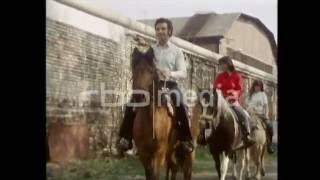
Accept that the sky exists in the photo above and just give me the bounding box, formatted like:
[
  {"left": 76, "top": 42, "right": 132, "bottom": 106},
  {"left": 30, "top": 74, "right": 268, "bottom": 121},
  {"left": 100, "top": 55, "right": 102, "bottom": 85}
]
[{"left": 91, "top": 0, "right": 277, "bottom": 40}]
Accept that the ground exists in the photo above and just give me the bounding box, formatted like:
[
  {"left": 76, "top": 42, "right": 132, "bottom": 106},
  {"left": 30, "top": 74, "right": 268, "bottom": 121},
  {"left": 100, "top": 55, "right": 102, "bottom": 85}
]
[{"left": 47, "top": 146, "right": 277, "bottom": 180}]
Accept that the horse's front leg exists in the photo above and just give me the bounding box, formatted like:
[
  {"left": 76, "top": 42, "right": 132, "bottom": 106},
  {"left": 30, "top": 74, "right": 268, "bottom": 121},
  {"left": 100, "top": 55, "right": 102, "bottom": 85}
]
[
  {"left": 230, "top": 152, "right": 237, "bottom": 179},
  {"left": 220, "top": 151, "right": 230, "bottom": 180},
  {"left": 230, "top": 151, "right": 245, "bottom": 180},
  {"left": 165, "top": 164, "right": 170, "bottom": 180},
  {"left": 260, "top": 145, "right": 266, "bottom": 177},
  {"left": 238, "top": 150, "right": 246, "bottom": 180},
  {"left": 254, "top": 145, "right": 266, "bottom": 180},
  {"left": 245, "top": 148, "right": 251, "bottom": 179},
  {"left": 182, "top": 151, "right": 194, "bottom": 180},
  {"left": 151, "top": 151, "right": 166, "bottom": 180},
  {"left": 170, "top": 167, "right": 177, "bottom": 180},
  {"left": 140, "top": 154, "right": 153, "bottom": 180},
  {"left": 165, "top": 160, "right": 177, "bottom": 180},
  {"left": 211, "top": 150, "right": 221, "bottom": 179}
]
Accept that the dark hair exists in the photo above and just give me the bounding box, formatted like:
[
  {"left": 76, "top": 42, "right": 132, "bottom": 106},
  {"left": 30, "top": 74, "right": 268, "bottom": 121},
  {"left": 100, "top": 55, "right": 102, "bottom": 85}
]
[
  {"left": 218, "top": 56, "right": 235, "bottom": 72},
  {"left": 154, "top": 18, "right": 173, "bottom": 37},
  {"left": 249, "top": 80, "right": 264, "bottom": 99}
]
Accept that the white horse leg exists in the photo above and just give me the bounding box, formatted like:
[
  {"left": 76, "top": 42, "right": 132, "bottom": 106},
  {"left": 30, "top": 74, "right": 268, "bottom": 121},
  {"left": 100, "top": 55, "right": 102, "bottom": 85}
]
[
  {"left": 245, "top": 149, "right": 250, "bottom": 179},
  {"left": 255, "top": 161, "right": 261, "bottom": 180},
  {"left": 232, "top": 159, "right": 238, "bottom": 178},
  {"left": 260, "top": 145, "right": 266, "bottom": 177},
  {"left": 238, "top": 151, "right": 246, "bottom": 180},
  {"left": 220, "top": 152, "right": 230, "bottom": 180},
  {"left": 256, "top": 144, "right": 268, "bottom": 180},
  {"left": 254, "top": 146, "right": 263, "bottom": 180}
]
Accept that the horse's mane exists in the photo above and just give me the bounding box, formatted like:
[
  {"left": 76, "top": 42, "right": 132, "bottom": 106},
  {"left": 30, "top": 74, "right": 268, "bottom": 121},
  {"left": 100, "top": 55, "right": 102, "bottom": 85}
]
[{"left": 214, "top": 89, "right": 238, "bottom": 128}]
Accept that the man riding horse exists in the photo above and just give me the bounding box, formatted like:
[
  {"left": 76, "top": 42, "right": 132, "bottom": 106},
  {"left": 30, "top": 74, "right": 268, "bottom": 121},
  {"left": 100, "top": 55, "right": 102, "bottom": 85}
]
[
  {"left": 117, "top": 18, "right": 194, "bottom": 155},
  {"left": 199, "top": 56, "right": 256, "bottom": 147}
]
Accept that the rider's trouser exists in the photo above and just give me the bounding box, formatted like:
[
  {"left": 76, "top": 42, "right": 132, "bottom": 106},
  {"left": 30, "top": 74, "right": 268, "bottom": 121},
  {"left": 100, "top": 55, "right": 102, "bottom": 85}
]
[
  {"left": 231, "top": 105, "right": 251, "bottom": 136},
  {"left": 161, "top": 81, "right": 192, "bottom": 142},
  {"left": 259, "top": 115, "right": 274, "bottom": 144}
]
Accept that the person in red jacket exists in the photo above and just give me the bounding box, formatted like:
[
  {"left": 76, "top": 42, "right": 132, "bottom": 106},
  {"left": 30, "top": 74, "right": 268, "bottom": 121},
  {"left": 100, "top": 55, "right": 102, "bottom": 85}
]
[{"left": 213, "top": 56, "right": 255, "bottom": 147}]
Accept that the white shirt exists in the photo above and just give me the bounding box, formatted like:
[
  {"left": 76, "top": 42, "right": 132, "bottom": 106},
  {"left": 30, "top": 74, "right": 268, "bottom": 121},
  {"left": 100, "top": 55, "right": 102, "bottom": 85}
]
[
  {"left": 245, "top": 91, "right": 269, "bottom": 116},
  {"left": 151, "top": 41, "right": 187, "bottom": 82}
]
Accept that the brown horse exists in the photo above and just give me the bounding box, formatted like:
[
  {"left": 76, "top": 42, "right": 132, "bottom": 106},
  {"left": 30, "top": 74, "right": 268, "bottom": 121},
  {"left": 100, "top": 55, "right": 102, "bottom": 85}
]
[
  {"left": 130, "top": 46, "right": 201, "bottom": 180},
  {"left": 165, "top": 91, "right": 202, "bottom": 180},
  {"left": 200, "top": 88, "right": 249, "bottom": 180}
]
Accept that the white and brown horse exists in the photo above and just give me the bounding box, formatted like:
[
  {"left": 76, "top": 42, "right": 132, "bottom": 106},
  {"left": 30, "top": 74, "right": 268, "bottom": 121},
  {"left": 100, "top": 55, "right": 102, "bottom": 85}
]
[{"left": 199, "top": 88, "right": 250, "bottom": 180}]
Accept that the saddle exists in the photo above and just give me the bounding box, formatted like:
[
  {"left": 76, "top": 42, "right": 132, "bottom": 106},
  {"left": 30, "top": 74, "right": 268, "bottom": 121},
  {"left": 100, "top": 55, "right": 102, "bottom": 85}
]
[
  {"left": 247, "top": 109, "right": 267, "bottom": 131},
  {"left": 157, "top": 84, "right": 192, "bottom": 121},
  {"left": 229, "top": 106, "right": 257, "bottom": 133},
  {"left": 252, "top": 114, "right": 268, "bottom": 130},
  {"left": 131, "top": 82, "right": 175, "bottom": 117}
]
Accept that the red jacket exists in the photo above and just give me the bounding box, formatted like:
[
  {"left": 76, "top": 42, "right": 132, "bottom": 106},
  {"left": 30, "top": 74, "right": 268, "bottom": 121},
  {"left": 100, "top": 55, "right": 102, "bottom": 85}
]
[{"left": 212, "top": 71, "right": 244, "bottom": 103}]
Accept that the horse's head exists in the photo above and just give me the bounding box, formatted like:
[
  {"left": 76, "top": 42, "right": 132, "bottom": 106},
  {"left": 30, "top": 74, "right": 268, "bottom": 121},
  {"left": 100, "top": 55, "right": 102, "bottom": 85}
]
[
  {"left": 198, "top": 87, "right": 218, "bottom": 117},
  {"left": 198, "top": 87, "right": 231, "bottom": 128},
  {"left": 131, "top": 47, "right": 157, "bottom": 91}
]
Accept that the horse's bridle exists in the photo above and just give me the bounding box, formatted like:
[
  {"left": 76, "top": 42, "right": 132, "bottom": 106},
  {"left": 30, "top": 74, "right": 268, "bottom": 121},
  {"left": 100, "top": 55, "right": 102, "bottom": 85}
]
[{"left": 200, "top": 89, "right": 219, "bottom": 131}]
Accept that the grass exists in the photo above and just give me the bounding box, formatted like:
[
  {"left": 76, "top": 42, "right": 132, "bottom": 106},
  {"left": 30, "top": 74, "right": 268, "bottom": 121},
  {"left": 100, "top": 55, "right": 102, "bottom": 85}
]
[
  {"left": 47, "top": 156, "right": 144, "bottom": 180},
  {"left": 265, "top": 143, "right": 278, "bottom": 161},
  {"left": 193, "top": 146, "right": 215, "bottom": 173},
  {"left": 47, "top": 146, "right": 277, "bottom": 180}
]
